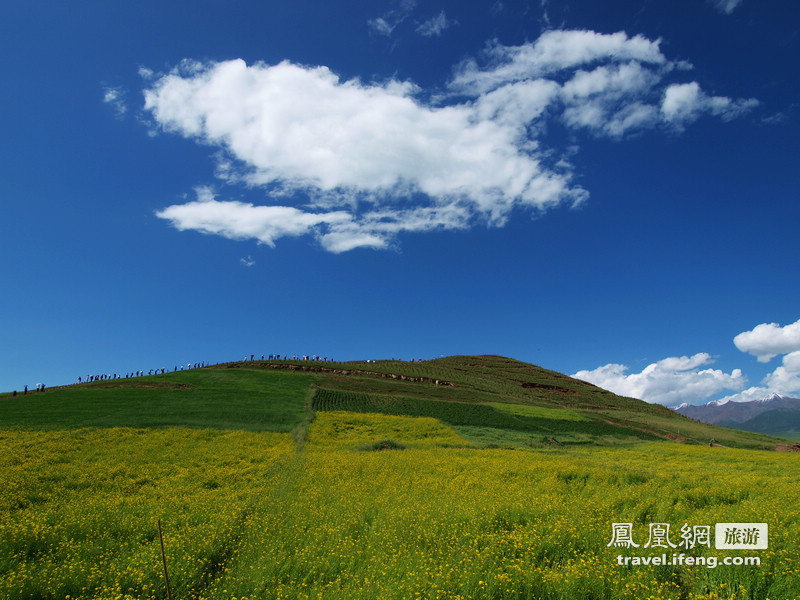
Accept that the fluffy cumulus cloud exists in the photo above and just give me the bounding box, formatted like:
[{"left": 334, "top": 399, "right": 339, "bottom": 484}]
[
  {"left": 576, "top": 318, "right": 800, "bottom": 407},
  {"left": 661, "top": 82, "right": 758, "bottom": 128},
  {"left": 572, "top": 353, "right": 745, "bottom": 407},
  {"left": 715, "top": 350, "right": 800, "bottom": 404},
  {"left": 144, "top": 29, "right": 758, "bottom": 252},
  {"left": 733, "top": 318, "right": 800, "bottom": 362},
  {"left": 709, "top": 318, "right": 800, "bottom": 403},
  {"left": 618, "top": 317, "right": 800, "bottom": 406},
  {"left": 763, "top": 351, "right": 800, "bottom": 392}
]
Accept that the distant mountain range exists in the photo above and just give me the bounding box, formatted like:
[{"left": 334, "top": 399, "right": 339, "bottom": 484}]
[{"left": 675, "top": 394, "right": 800, "bottom": 439}]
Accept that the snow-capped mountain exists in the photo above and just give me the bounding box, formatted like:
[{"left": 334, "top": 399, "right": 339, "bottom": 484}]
[{"left": 675, "top": 394, "right": 800, "bottom": 437}]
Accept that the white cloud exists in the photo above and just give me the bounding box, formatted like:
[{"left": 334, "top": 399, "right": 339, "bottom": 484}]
[
  {"left": 103, "top": 86, "right": 127, "bottom": 117},
  {"left": 472, "top": 79, "right": 560, "bottom": 131},
  {"left": 576, "top": 318, "right": 800, "bottom": 408},
  {"left": 144, "top": 60, "right": 574, "bottom": 204},
  {"left": 784, "top": 351, "right": 800, "bottom": 373},
  {"left": 416, "top": 11, "right": 453, "bottom": 37},
  {"left": 572, "top": 353, "right": 746, "bottom": 407},
  {"left": 712, "top": 0, "right": 744, "bottom": 15},
  {"left": 449, "top": 30, "right": 668, "bottom": 95},
  {"left": 146, "top": 58, "right": 584, "bottom": 251},
  {"left": 661, "top": 82, "right": 704, "bottom": 123},
  {"left": 714, "top": 351, "right": 800, "bottom": 403},
  {"left": 240, "top": 255, "right": 255, "bottom": 267},
  {"left": 713, "top": 386, "right": 772, "bottom": 404},
  {"left": 449, "top": 31, "right": 756, "bottom": 138},
  {"left": 701, "top": 318, "right": 800, "bottom": 404},
  {"left": 368, "top": 0, "right": 416, "bottom": 37},
  {"left": 367, "top": 17, "right": 394, "bottom": 37},
  {"left": 156, "top": 188, "right": 478, "bottom": 254},
  {"left": 559, "top": 62, "right": 662, "bottom": 137},
  {"left": 143, "top": 29, "right": 758, "bottom": 252},
  {"left": 561, "top": 61, "right": 657, "bottom": 100},
  {"left": 661, "top": 82, "right": 758, "bottom": 128},
  {"left": 540, "top": 0, "right": 551, "bottom": 28},
  {"left": 763, "top": 351, "right": 800, "bottom": 394},
  {"left": 156, "top": 187, "right": 353, "bottom": 248},
  {"left": 733, "top": 318, "right": 800, "bottom": 362}
]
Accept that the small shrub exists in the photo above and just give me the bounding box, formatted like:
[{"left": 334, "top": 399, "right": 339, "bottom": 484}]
[{"left": 356, "top": 439, "right": 406, "bottom": 451}]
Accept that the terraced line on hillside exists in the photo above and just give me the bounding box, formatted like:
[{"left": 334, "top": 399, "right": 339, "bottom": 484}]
[
  {"left": 311, "top": 388, "right": 658, "bottom": 442},
  {"left": 224, "top": 361, "right": 457, "bottom": 386}
]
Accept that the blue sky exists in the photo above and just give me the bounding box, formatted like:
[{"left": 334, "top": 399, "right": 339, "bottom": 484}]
[{"left": 2, "top": 0, "right": 798, "bottom": 406}]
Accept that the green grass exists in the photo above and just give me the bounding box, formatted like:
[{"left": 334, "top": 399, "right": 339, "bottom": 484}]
[
  {"left": 487, "top": 401, "right": 589, "bottom": 421},
  {"left": 774, "top": 430, "right": 800, "bottom": 441},
  {"left": 0, "top": 368, "right": 314, "bottom": 432},
  {"left": 601, "top": 409, "right": 781, "bottom": 450},
  {"left": 239, "top": 355, "right": 634, "bottom": 409},
  {"left": 314, "top": 354, "right": 646, "bottom": 410},
  {"left": 311, "top": 387, "right": 658, "bottom": 443},
  {"left": 292, "top": 355, "right": 784, "bottom": 449}
]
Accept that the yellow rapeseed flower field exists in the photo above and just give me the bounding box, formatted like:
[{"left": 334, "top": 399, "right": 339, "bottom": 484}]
[{"left": 2, "top": 412, "right": 799, "bottom": 599}]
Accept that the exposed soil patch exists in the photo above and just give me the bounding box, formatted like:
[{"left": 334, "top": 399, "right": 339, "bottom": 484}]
[
  {"left": 775, "top": 444, "right": 800, "bottom": 452},
  {"left": 93, "top": 383, "right": 194, "bottom": 390},
  {"left": 356, "top": 439, "right": 407, "bottom": 451},
  {"left": 521, "top": 382, "right": 576, "bottom": 395},
  {"left": 244, "top": 362, "right": 456, "bottom": 386}
]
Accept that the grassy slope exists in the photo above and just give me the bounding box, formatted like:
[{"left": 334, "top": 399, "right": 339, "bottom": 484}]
[
  {"left": 0, "top": 369, "right": 313, "bottom": 432},
  {"left": 233, "top": 354, "right": 782, "bottom": 449},
  {"left": 1, "top": 354, "right": 782, "bottom": 448}
]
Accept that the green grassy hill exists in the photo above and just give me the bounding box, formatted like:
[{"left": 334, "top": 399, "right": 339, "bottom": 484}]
[
  {"left": 2, "top": 354, "right": 781, "bottom": 449},
  {"left": 223, "top": 354, "right": 782, "bottom": 449}
]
